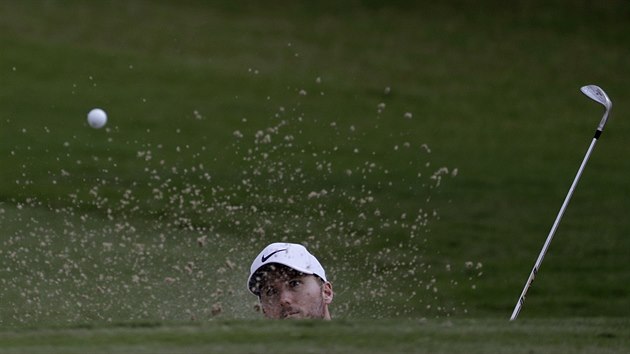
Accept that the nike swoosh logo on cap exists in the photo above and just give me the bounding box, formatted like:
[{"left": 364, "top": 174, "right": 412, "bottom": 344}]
[{"left": 261, "top": 249, "right": 287, "bottom": 262}]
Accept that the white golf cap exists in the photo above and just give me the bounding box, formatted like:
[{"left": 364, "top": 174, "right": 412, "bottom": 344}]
[{"left": 248, "top": 242, "right": 327, "bottom": 296}]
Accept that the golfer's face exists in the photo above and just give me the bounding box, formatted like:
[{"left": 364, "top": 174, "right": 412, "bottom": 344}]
[{"left": 259, "top": 268, "right": 327, "bottom": 319}]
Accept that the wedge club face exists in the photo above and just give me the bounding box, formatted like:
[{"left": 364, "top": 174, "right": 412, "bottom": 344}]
[
  {"left": 581, "top": 85, "right": 611, "bottom": 109},
  {"left": 581, "top": 85, "right": 612, "bottom": 131}
]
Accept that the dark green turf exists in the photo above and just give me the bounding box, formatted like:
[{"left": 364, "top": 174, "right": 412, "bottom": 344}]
[{"left": 1, "top": 0, "right": 629, "bottom": 333}]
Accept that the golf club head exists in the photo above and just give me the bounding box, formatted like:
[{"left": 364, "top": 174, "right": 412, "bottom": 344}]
[{"left": 580, "top": 85, "right": 612, "bottom": 131}]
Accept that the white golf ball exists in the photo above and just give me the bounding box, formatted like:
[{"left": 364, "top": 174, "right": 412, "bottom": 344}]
[{"left": 87, "top": 108, "right": 107, "bottom": 129}]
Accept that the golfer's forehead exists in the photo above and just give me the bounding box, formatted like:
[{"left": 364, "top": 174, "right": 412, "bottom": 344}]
[{"left": 258, "top": 264, "right": 303, "bottom": 282}]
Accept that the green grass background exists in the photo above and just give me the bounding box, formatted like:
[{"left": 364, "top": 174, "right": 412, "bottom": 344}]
[{"left": 1, "top": 0, "right": 629, "bottom": 351}]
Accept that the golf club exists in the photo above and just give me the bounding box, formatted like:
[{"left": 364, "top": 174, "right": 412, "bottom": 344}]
[{"left": 510, "top": 85, "right": 612, "bottom": 321}]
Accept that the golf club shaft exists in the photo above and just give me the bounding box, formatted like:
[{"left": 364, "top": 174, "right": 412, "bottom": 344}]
[{"left": 510, "top": 134, "right": 599, "bottom": 321}]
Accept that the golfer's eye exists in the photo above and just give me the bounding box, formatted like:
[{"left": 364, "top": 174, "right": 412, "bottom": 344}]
[
  {"left": 263, "top": 287, "right": 277, "bottom": 297},
  {"left": 288, "top": 279, "right": 302, "bottom": 288}
]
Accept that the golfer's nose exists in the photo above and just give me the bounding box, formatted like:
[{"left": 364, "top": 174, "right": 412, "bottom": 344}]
[{"left": 279, "top": 288, "right": 293, "bottom": 305}]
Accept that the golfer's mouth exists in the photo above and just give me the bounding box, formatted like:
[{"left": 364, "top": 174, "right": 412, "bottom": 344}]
[{"left": 282, "top": 311, "right": 302, "bottom": 319}]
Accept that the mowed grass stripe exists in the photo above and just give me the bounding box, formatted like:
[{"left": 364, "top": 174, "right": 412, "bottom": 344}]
[{"left": 1, "top": 318, "right": 629, "bottom": 354}]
